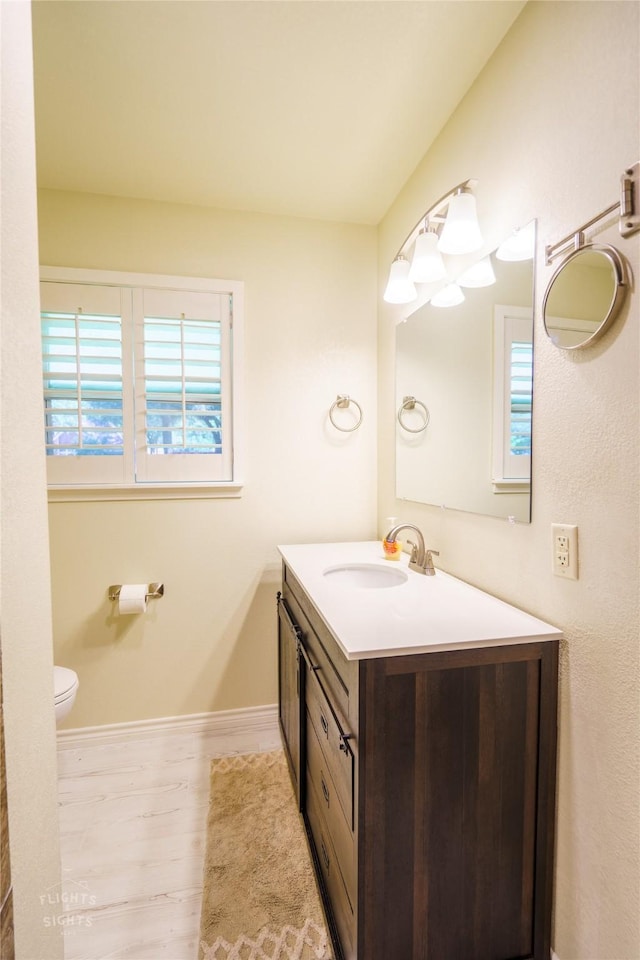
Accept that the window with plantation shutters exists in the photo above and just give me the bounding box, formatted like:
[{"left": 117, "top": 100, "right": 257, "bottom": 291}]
[
  {"left": 39, "top": 269, "right": 243, "bottom": 498},
  {"left": 492, "top": 305, "right": 533, "bottom": 490}
]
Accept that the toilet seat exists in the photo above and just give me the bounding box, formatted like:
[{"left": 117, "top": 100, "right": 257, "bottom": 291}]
[{"left": 54, "top": 666, "right": 79, "bottom": 703}]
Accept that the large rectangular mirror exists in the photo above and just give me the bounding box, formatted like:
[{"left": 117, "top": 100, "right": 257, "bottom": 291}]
[{"left": 395, "top": 221, "right": 535, "bottom": 522}]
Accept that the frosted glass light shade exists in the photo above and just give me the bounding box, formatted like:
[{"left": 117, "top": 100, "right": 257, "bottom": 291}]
[
  {"left": 409, "top": 230, "right": 447, "bottom": 283},
  {"left": 496, "top": 220, "right": 536, "bottom": 261},
  {"left": 384, "top": 256, "right": 417, "bottom": 304},
  {"left": 437, "top": 191, "right": 483, "bottom": 255},
  {"left": 430, "top": 283, "right": 465, "bottom": 307},
  {"left": 457, "top": 255, "right": 496, "bottom": 288}
]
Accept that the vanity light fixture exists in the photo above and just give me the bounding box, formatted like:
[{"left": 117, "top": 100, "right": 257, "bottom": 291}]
[
  {"left": 457, "top": 255, "right": 496, "bottom": 288},
  {"left": 430, "top": 282, "right": 465, "bottom": 307},
  {"left": 496, "top": 219, "right": 536, "bottom": 261},
  {"left": 437, "top": 188, "right": 484, "bottom": 255},
  {"left": 383, "top": 178, "right": 482, "bottom": 305},
  {"left": 383, "top": 255, "right": 417, "bottom": 304},
  {"left": 408, "top": 226, "right": 447, "bottom": 284}
]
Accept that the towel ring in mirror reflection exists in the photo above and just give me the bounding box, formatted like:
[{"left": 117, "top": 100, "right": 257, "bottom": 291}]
[
  {"left": 329, "top": 395, "right": 363, "bottom": 432},
  {"left": 397, "top": 396, "right": 430, "bottom": 433}
]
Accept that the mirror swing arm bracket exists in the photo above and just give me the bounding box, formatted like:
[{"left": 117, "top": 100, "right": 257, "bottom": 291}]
[
  {"left": 620, "top": 161, "right": 639, "bottom": 238},
  {"left": 542, "top": 162, "right": 638, "bottom": 351},
  {"left": 545, "top": 161, "right": 640, "bottom": 265}
]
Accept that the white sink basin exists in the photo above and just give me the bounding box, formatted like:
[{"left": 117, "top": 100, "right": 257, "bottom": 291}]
[{"left": 322, "top": 563, "right": 408, "bottom": 589}]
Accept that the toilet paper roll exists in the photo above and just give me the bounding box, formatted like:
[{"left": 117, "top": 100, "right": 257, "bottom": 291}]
[{"left": 118, "top": 584, "right": 148, "bottom": 615}]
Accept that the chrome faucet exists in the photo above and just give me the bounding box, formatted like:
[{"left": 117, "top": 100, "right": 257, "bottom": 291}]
[{"left": 385, "top": 523, "right": 440, "bottom": 576}]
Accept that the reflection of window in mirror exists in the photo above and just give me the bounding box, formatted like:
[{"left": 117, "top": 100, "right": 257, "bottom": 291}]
[
  {"left": 492, "top": 306, "right": 532, "bottom": 491},
  {"left": 545, "top": 314, "right": 600, "bottom": 348}
]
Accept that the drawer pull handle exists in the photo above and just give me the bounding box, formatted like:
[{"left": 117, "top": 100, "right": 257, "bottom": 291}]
[
  {"left": 320, "top": 839, "right": 330, "bottom": 873},
  {"left": 277, "top": 594, "right": 303, "bottom": 643},
  {"left": 321, "top": 775, "right": 330, "bottom": 805},
  {"left": 320, "top": 713, "right": 329, "bottom": 737},
  {"left": 297, "top": 640, "right": 320, "bottom": 673}
]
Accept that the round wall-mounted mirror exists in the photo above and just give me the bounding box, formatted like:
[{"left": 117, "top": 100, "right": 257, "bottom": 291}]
[{"left": 542, "top": 243, "right": 627, "bottom": 349}]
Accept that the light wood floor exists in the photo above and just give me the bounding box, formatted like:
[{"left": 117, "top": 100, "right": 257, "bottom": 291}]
[{"left": 56, "top": 711, "right": 280, "bottom": 960}]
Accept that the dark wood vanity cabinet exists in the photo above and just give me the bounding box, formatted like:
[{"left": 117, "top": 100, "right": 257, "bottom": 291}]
[{"left": 277, "top": 564, "right": 559, "bottom": 960}]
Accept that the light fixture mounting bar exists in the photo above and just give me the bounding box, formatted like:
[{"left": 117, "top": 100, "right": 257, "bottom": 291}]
[
  {"left": 545, "top": 161, "right": 639, "bottom": 264},
  {"left": 392, "top": 178, "right": 478, "bottom": 260}
]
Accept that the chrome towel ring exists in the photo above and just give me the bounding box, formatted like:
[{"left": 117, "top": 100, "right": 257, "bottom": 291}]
[
  {"left": 329, "top": 394, "right": 363, "bottom": 432},
  {"left": 397, "top": 396, "right": 429, "bottom": 433}
]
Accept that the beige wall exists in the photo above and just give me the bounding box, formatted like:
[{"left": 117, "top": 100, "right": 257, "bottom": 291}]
[
  {"left": 37, "top": 190, "right": 378, "bottom": 727},
  {"left": 0, "top": 4, "right": 63, "bottom": 957},
  {"left": 378, "top": 2, "right": 639, "bottom": 958}
]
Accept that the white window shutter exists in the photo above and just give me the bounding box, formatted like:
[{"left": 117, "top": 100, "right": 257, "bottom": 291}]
[
  {"left": 133, "top": 288, "right": 233, "bottom": 483},
  {"left": 40, "top": 282, "right": 132, "bottom": 486}
]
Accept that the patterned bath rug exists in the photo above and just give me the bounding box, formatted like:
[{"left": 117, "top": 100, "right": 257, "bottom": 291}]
[{"left": 199, "top": 750, "right": 333, "bottom": 960}]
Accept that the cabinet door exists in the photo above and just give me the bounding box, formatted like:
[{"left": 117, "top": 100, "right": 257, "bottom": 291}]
[
  {"left": 277, "top": 593, "right": 302, "bottom": 807},
  {"left": 359, "top": 642, "right": 558, "bottom": 960}
]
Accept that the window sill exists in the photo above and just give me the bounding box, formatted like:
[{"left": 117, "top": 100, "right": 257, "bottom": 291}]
[
  {"left": 491, "top": 479, "right": 530, "bottom": 494},
  {"left": 47, "top": 482, "right": 244, "bottom": 503}
]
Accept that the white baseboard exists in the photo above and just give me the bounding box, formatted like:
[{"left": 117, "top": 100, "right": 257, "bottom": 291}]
[{"left": 57, "top": 703, "right": 280, "bottom": 755}]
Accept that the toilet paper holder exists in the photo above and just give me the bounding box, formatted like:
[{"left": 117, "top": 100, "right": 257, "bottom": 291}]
[{"left": 108, "top": 582, "right": 165, "bottom": 602}]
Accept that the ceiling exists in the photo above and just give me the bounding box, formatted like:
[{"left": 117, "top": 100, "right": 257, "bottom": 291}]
[{"left": 31, "top": 0, "right": 526, "bottom": 225}]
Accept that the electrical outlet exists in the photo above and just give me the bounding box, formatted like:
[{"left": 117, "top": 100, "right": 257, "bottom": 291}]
[{"left": 552, "top": 523, "right": 578, "bottom": 579}]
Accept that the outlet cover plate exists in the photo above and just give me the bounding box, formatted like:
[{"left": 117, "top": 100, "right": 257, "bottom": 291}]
[{"left": 552, "top": 523, "right": 578, "bottom": 579}]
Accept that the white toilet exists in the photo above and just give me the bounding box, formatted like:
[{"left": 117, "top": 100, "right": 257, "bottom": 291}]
[{"left": 54, "top": 666, "right": 79, "bottom": 725}]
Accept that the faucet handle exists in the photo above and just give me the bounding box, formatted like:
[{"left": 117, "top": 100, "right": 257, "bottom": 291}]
[
  {"left": 406, "top": 539, "right": 419, "bottom": 563},
  {"left": 424, "top": 548, "right": 440, "bottom": 575}
]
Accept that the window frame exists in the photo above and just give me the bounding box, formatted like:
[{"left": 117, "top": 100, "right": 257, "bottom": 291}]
[
  {"left": 491, "top": 304, "right": 532, "bottom": 494},
  {"left": 40, "top": 266, "right": 244, "bottom": 502}
]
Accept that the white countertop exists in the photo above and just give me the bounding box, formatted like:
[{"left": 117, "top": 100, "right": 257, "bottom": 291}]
[{"left": 277, "top": 541, "right": 562, "bottom": 661}]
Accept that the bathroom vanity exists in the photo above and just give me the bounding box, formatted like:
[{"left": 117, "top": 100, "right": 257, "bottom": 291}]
[{"left": 277, "top": 542, "right": 561, "bottom": 960}]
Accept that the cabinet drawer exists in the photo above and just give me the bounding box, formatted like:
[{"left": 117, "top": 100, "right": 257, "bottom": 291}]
[
  {"left": 305, "top": 663, "right": 354, "bottom": 829},
  {"left": 307, "top": 711, "right": 355, "bottom": 906},
  {"left": 306, "top": 772, "right": 355, "bottom": 960}
]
